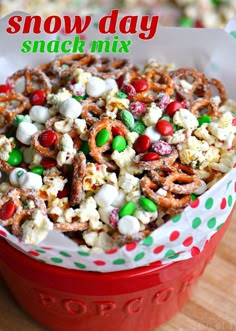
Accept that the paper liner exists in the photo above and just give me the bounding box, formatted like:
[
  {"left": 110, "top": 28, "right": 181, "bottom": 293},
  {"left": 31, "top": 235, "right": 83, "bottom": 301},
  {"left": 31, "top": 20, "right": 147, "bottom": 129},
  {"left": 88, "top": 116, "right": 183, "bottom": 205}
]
[{"left": 0, "top": 12, "right": 235, "bottom": 272}]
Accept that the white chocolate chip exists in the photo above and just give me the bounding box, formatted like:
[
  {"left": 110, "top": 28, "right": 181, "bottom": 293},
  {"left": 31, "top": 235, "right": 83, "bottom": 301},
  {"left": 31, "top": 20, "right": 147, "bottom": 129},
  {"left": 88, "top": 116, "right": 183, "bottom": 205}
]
[
  {"left": 29, "top": 105, "right": 50, "bottom": 123},
  {"left": 94, "top": 184, "right": 119, "bottom": 208},
  {"left": 59, "top": 98, "right": 82, "bottom": 119},
  {"left": 118, "top": 215, "right": 140, "bottom": 235},
  {"left": 16, "top": 122, "right": 38, "bottom": 145}
]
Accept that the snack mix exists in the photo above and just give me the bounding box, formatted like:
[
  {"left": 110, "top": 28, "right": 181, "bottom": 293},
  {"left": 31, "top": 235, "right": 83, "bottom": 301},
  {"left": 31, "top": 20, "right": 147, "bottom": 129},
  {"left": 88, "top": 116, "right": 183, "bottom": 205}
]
[{"left": 0, "top": 54, "right": 235, "bottom": 252}]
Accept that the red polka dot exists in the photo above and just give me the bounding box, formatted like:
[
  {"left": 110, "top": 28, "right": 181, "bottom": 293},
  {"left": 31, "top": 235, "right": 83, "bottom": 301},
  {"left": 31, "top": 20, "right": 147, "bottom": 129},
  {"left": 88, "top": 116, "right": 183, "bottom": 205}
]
[
  {"left": 0, "top": 230, "right": 7, "bottom": 237},
  {"left": 41, "top": 246, "right": 53, "bottom": 250},
  {"left": 234, "top": 182, "right": 236, "bottom": 192},
  {"left": 153, "top": 245, "right": 164, "bottom": 254},
  {"left": 169, "top": 230, "right": 180, "bottom": 241},
  {"left": 182, "top": 236, "right": 193, "bottom": 247},
  {"left": 93, "top": 260, "right": 106, "bottom": 266},
  {"left": 28, "top": 251, "right": 40, "bottom": 257},
  {"left": 125, "top": 242, "right": 137, "bottom": 251},
  {"left": 190, "top": 198, "right": 200, "bottom": 208},
  {"left": 191, "top": 246, "right": 200, "bottom": 257},
  {"left": 105, "top": 248, "right": 118, "bottom": 254},
  {"left": 220, "top": 198, "right": 227, "bottom": 210}
]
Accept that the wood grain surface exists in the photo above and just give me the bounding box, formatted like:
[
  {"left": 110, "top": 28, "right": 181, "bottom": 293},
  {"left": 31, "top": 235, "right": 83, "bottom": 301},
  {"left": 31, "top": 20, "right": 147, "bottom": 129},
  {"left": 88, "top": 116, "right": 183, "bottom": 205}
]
[{"left": 0, "top": 210, "right": 235, "bottom": 331}]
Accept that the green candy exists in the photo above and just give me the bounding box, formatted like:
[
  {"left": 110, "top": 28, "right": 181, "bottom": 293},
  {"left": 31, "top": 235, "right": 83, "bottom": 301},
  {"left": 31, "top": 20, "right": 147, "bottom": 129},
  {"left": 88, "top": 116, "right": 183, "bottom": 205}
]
[
  {"left": 79, "top": 141, "right": 90, "bottom": 155},
  {"left": 121, "top": 110, "right": 135, "bottom": 129},
  {"left": 161, "top": 115, "right": 171, "bottom": 122},
  {"left": 119, "top": 201, "right": 136, "bottom": 218},
  {"left": 96, "top": 129, "right": 110, "bottom": 147},
  {"left": 191, "top": 193, "right": 197, "bottom": 201},
  {"left": 7, "top": 148, "right": 23, "bottom": 166},
  {"left": 139, "top": 197, "right": 157, "bottom": 212},
  {"left": 179, "top": 16, "right": 194, "bottom": 27},
  {"left": 30, "top": 167, "right": 45, "bottom": 176},
  {"left": 72, "top": 95, "right": 87, "bottom": 101},
  {"left": 198, "top": 115, "right": 212, "bottom": 127},
  {"left": 13, "top": 115, "right": 31, "bottom": 127},
  {"left": 116, "top": 91, "right": 127, "bottom": 99},
  {"left": 112, "top": 135, "right": 127, "bottom": 152},
  {"left": 132, "top": 121, "right": 146, "bottom": 135}
]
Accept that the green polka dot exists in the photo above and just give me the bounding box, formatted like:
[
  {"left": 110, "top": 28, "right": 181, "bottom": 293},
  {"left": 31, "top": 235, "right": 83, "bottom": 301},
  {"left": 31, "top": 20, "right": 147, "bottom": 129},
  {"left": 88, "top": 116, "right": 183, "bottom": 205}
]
[
  {"left": 172, "top": 214, "right": 182, "bottom": 223},
  {"left": 165, "top": 249, "right": 179, "bottom": 259},
  {"left": 228, "top": 195, "right": 233, "bottom": 207},
  {"left": 192, "top": 217, "right": 202, "bottom": 229},
  {"left": 35, "top": 249, "right": 46, "bottom": 254},
  {"left": 74, "top": 262, "right": 86, "bottom": 269},
  {"left": 113, "top": 258, "right": 126, "bottom": 265},
  {"left": 134, "top": 252, "right": 145, "bottom": 262},
  {"left": 168, "top": 253, "right": 180, "bottom": 259},
  {"left": 142, "top": 236, "right": 153, "bottom": 246},
  {"left": 207, "top": 217, "right": 216, "bottom": 229},
  {"left": 205, "top": 197, "right": 214, "bottom": 209},
  {"left": 230, "top": 31, "right": 236, "bottom": 39},
  {"left": 59, "top": 251, "right": 71, "bottom": 257},
  {"left": 217, "top": 223, "right": 224, "bottom": 231},
  {"left": 226, "top": 180, "right": 232, "bottom": 190},
  {"left": 77, "top": 251, "right": 90, "bottom": 256},
  {"left": 51, "top": 257, "right": 63, "bottom": 264}
]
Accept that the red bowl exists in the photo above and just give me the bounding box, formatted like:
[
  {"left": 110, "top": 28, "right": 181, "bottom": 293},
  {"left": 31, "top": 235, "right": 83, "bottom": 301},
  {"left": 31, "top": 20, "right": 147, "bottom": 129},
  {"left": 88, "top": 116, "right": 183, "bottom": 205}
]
[{"left": 0, "top": 208, "right": 233, "bottom": 331}]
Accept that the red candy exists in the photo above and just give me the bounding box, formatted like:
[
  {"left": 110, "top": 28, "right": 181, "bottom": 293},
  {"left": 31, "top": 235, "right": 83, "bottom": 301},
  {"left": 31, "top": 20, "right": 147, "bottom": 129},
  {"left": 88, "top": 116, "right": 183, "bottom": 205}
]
[
  {"left": 30, "top": 89, "right": 46, "bottom": 106},
  {"left": 165, "top": 101, "right": 182, "bottom": 117},
  {"left": 129, "top": 101, "right": 147, "bottom": 116},
  {"left": 57, "top": 184, "right": 70, "bottom": 199},
  {"left": 141, "top": 152, "right": 160, "bottom": 161},
  {"left": 112, "top": 126, "right": 125, "bottom": 137},
  {"left": 0, "top": 201, "right": 16, "bottom": 220},
  {"left": 132, "top": 79, "right": 149, "bottom": 93},
  {"left": 133, "top": 135, "right": 151, "bottom": 154},
  {"left": 156, "top": 120, "right": 174, "bottom": 136},
  {"left": 109, "top": 208, "right": 119, "bottom": 228},
  {"left": 121, "top": 84, "right": 137, "bottom": 101},
  {"left": 152, "top": 140, "right": 172, "bottom": 156},
  {"left": 39, "top": 130, "right": 57, "bottom": 147},
  {"left": 232, "top": 118, "right": 236, "bottom": 126},
  {"left": 41, "top": 157, "right": 57, "bottom": 169},
  {"left": 116, "top": 76, "right": 124, "bottom": 89},
  {"left": 0, "top": 84, "right": 10, "bottom": 94}
]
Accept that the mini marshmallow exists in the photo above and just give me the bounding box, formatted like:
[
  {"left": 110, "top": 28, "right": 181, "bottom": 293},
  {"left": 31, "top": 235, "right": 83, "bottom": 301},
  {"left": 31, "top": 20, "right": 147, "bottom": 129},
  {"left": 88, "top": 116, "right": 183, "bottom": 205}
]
[
  {"left": 59, "top": 98, "right": 82, "bottom": 119},
  {"left": 9, "top": 168, "right": 27, "bottom": 187},
  {"left": 94, "top": 184, "right": 119, "bottom": 208},
  {"left": 118, "top": 215, "right": 140, "bottom": 235},
  {"left": 33, "top": 122, "right": 45, "bottom": 131},
  {"left": 18, "top": 172, "right": 43, "bottom": 190},
  {"left": 29, "top": 105, "right": 50, "bottom": 123},
  {"left": 144, "top": 126, "right": 161, "bottom": 143},
  {"left": 16, "top": 122, "right": 38, "bottom": 145},
  {"left": 99, "top": 206, "right": 114, "bottom": 225},
  {"left": 86, "top": 76, "right": 107, "bottom": 97},
  {"left": 111, "top": 190, "right": 126, "bottom": 208},
  {"left": 104, "top": 78, "right": 118, "bottom": 93},
  {"left": 194, "top": 180, "right": 207, "bottom": 195}
]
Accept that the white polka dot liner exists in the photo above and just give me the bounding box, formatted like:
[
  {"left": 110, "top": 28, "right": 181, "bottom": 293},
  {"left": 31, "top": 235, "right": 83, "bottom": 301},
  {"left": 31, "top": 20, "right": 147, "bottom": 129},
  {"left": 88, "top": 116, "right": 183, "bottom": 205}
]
[
  {"left": 0, "top": 15, "right": 236, "bottom": 272},
  {"left": 1, "top": 168, "right": 235, "bottom": 272}
]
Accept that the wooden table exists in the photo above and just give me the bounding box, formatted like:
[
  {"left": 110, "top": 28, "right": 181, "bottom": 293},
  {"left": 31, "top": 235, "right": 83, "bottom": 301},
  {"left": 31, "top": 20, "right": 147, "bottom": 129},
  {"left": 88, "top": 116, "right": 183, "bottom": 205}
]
[{"left": 0, "top": 211, "right": 235, "bottom": 331}]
